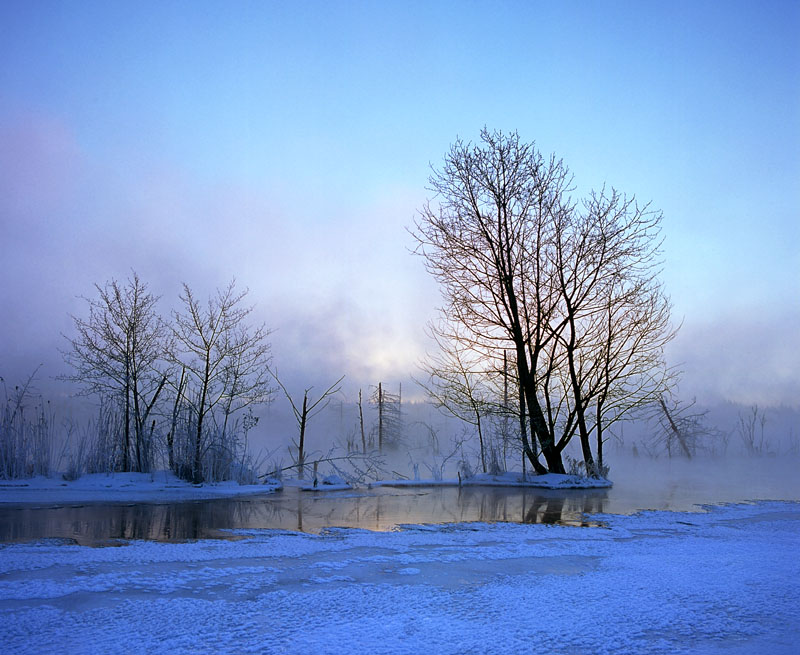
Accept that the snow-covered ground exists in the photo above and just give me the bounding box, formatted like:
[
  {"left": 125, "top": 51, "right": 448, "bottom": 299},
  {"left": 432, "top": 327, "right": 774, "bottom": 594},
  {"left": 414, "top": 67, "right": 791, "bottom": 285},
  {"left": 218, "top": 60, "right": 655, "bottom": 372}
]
[
  {"left": 0, "top": 472, "right": 281, "bottom": 505},
  {"left": 1, "top": 501, "right": 797, "bottom": 654}
]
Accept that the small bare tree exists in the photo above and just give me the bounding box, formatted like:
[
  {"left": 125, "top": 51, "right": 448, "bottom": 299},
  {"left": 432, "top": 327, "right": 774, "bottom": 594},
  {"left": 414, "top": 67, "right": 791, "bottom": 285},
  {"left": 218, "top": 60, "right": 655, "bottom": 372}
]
[
  {"left": 61, "top": 273, "right": 169, "bottom": 472},
  {"left": 171, "top": 280, "right": 273, "bottom": 483},
  {"left": 417, "top": 325, "right": 493, "bottom": 473},
  {"left": 738, "top": 405, "right": 768, "bottom": 455},
  {"left": 271, "top": 371, "right": 344, "bottom": 479}
]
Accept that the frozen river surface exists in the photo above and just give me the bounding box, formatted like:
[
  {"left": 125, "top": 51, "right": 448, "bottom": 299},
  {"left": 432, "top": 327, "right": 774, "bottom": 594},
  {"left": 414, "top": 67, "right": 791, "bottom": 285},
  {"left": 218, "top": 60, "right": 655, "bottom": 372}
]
[{"left": 1, "top": 501, "right": 798, "bottom": 654}]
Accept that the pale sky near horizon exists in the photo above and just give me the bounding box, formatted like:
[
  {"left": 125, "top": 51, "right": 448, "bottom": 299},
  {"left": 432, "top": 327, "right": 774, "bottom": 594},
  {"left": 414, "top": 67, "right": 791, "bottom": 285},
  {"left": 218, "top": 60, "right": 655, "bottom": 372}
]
[{"left": 1, "top": 0, "right": 798, "bottom": 406}]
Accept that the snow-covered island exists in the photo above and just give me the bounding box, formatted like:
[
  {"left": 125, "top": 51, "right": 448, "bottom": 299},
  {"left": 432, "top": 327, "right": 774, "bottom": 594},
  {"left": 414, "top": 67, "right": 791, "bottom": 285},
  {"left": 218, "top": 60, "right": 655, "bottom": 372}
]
[
  {"left": 0, "top": 471, "right": 282, "bottom": 505},
  {"left": 0, "top": 470, "right": 611, "bottom": 505},
  {"left": 369, "top": 471, "right": 613, "bottom": 490}
]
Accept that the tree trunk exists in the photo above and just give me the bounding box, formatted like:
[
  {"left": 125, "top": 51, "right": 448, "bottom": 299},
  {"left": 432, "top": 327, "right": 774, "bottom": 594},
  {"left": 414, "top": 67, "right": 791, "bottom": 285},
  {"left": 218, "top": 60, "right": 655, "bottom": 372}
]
[
  {"left": 124, "top": 350, "right": 131, "bottom": 472},
  {"left": 659, "top": 397, "right": 693, "bottom": 459},
  {"left": 298, "top": 392, "right": 308, "bottom": 479},
  {"left": 539, "top": 442, "right": 565, "bottom": 474},
  {"left": 358, "top": 389, "right": 366, "bottom": 454},
  {"left": 194, "top": 350, "right": 214, "bottom": 484},
  {"left": 517, "top": 371, "right": 548, "bottom": 475},
  {"left": 596, "top": 402, "right": 604, "bottom": 472},
  {"left": 194, "top": 384, "right": 208, "bottom": 484},
  {"left": 132, "top": 372, "right": 142, "bottom": 472},
  {"left": 519, "top": 380, "right": 528, "bottom": 480},
  {"left": 511, "top": 341, "right": 551, "bottom": 474},
  {"left": 522, "top": 376, "right": 560, "bottom": 473},
  {"left": 564, "top": 312, "right": 596, "bottom": 475},
  {"left": 503, "top": 350, "right": 509, "bottom": 471},
  {"left": 378, "top": 382, "right": 383, "bottom": 452},
  {"left": 476, "top": 409, "right": 486, "bottom": 473},
  {"left": 168, "top": 368, "right": 185, "bottom": 474}
]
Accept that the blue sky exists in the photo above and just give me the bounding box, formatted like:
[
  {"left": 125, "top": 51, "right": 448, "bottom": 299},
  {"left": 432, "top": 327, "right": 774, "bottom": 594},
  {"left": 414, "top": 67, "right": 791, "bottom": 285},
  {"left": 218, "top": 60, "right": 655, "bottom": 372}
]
[{"left": 1, "top": 0, "right": 798, "bottom": 405}]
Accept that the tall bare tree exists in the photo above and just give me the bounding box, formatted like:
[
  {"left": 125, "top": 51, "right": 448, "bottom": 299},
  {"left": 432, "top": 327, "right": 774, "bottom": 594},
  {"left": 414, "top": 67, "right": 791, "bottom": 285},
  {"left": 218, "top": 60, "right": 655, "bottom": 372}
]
[
  {"left": 171, "top": 280, "right": 273, "bottom": 483},
  {"left": 62, "top": 273, "right": 168, "bottom": 472},
  {"left": 413, "top": 129, "right": 675, "bottom": 475}
]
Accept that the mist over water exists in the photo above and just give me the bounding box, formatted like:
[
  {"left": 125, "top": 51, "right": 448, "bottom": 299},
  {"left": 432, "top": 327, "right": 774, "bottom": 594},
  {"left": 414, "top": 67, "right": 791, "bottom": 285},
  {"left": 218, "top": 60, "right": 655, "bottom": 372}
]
[
  {"left": 225, "top": 395, "right": 800, "bottom": 476},
  {"left": 603, "top": 454, "right": 800, "bottom": 513}
]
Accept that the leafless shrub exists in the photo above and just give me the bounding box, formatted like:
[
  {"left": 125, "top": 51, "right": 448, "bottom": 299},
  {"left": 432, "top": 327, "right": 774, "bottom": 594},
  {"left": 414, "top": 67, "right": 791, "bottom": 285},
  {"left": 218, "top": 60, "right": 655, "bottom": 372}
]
[
  {"left": 566, "top": 454, "right": 609, "bottom": 479},
  {"left": 0, "top": 371, "right": 56, "bottom": 479},
  {"left": 423, "top": 434, "right": 468, "bottom": 480},
  {"left": 738, "top": 405, "right": 768, "bottom": 455}
]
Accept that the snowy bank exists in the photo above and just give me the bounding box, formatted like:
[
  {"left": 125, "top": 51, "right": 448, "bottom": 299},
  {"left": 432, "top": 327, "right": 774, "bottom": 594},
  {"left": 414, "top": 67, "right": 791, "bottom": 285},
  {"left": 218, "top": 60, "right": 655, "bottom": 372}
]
[
  {"left": 0, "top": 472, "right": 281, "bottom": 505},
  {"left": 0, "top": 501, "right": 797, "bottom": 654},
  {"left": 293, "top": 474, "right": 353, "bottom": 492},
  {"left": 369, "top": 471, "right": 612, "bottom": 490}
]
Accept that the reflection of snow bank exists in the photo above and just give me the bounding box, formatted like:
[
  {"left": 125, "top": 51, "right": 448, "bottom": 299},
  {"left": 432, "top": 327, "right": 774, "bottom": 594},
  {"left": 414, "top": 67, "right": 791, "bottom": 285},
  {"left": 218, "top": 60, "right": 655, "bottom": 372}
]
[
  {"left": 370, "top": 471, "right": 612, "bottom": 489},
  {"left": 299, "top": 475, "right": 353, "bottom": 492},
  {"left": 0, "top": 502, "right": 797, "bottom": 655},
  {"left": 0, "top": 471, "right": 281, "bottom": 505}
]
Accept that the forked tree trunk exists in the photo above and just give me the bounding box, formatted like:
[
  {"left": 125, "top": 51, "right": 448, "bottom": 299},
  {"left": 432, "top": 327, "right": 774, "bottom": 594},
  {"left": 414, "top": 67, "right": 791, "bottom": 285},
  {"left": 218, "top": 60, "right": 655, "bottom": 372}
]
[
  {"left": 513, "top": 343, "right": 551, "bottom": 474},
  {"left": 565, "top": 314, "right": 596, "bottom": 476}
]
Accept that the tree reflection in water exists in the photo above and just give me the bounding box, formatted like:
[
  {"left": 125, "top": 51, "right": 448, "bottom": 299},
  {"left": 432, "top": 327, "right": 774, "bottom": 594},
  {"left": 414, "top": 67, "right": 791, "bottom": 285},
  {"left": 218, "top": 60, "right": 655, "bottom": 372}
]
[
  {"left": 520, "top": 490, "right": 607, "bottom": 526},
  {"left": 0, "top": 486, "right": 608, "bottom": 545}
]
